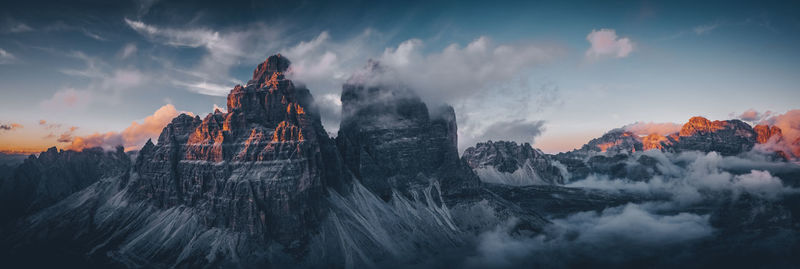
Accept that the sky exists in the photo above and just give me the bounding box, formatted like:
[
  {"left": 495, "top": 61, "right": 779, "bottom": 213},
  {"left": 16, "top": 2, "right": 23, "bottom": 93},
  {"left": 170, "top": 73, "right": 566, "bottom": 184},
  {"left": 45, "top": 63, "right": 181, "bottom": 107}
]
[{"left": 0, "top": 0, "right": 799, "bottom": 154}]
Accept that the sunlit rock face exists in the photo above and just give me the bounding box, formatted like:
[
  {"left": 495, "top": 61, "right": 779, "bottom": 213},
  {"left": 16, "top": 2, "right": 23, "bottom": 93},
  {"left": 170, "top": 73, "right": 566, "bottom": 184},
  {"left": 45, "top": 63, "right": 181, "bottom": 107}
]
[
  {"left": 554, "top": 116, "right": 764, "bottom": 182},
  {"left": 642, "top": 133, "right": 670, "bottom": 150},
  {"left": 669, "top": 116, "right": 756, "bottom": 156},
  {"left": 755, "top": 124, "right": 783, "bottom": 144},
  {"left": 131, "top": 54, "right": 344, "bottom": 247},
  {"left": 336, "top": 62, "right": 479, "bottom": 200},
  {"left": 582, "top": 130, "right": 643, "bottom": 154},
  {"left": 0, "top": 146, "right": 130, "bottom": 222},
  {"left": 462, "top": 140, "right": 565, "bottom": 185}
]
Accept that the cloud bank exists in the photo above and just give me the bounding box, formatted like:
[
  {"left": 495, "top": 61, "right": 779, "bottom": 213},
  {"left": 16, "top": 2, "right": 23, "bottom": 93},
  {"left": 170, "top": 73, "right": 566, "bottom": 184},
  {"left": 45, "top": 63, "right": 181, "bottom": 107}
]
[{"left": 67, "top": 104, "right": 191, "bottom": 151}]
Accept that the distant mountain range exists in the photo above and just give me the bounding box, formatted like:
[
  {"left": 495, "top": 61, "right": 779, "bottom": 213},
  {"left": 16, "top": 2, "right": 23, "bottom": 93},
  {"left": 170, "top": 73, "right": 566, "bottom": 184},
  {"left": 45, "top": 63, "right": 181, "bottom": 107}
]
[{"left": 1, "top": 55, "right": 798, "bottom": 268}]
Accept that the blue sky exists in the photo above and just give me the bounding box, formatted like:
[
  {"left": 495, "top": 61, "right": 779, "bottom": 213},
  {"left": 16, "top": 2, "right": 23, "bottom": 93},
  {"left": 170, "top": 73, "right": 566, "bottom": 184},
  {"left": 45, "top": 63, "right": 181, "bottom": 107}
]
[{"left": 0, "top": 0, "right": 798, "bottom": 153}]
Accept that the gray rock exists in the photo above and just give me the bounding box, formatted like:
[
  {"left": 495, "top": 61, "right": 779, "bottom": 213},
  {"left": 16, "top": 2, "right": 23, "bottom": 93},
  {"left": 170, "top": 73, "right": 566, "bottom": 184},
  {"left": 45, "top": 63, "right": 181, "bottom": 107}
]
[{"left": 462, "top": 140, "right": 565, "bottom": 185}]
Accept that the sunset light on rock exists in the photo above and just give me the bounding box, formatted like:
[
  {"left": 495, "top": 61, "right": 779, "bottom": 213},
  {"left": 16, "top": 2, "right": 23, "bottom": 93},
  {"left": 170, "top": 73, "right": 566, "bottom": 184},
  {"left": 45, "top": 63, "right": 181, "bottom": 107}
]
[{"left": 1, "top": 1, "right": 799, "bottom": 268}]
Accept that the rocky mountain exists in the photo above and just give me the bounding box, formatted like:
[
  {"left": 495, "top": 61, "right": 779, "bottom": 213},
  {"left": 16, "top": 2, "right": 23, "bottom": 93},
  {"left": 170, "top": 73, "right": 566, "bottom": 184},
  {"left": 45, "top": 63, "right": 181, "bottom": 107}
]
[
  {"left": 754, "top": 124, "right": 783, "bottom": 144},
  {"left": 581, "top": 130, "right": 643, "bottom": 154},
  {"left": 129, "top": 54, "right": 346, "bottom": 250},
  {"left": 2, "top": 56, "right": 798, "bottom": 268},
  {"left": 336, "top": 61, "right": 479, "bottom": 199},
  {"left": 0, "top": 146, "right": 130, "bottom": 223},
  {"left": 552, "top": 116, "right": 779, "bottom": 182},
  {"left": 462, "top": 141, "right": 565, "bottom": 185},
  {"left": 667, "top": 116, "right": 757, "bottom": 155},
  {"left": 0, "top": 56, "right": 527, "bottom": 268}
]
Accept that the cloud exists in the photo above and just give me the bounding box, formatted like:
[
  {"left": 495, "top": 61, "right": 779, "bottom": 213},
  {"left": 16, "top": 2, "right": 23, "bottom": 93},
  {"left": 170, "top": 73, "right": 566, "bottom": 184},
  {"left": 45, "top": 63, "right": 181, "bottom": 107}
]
[
  {"left": 693, "top": 22, "right": 720, "bottom": 35},
  {"left": 585, "top": 29, "right": 634, "bottom": 60},
  {"left": 735, "top": 108, "right": 772, "bottom": 122},
  {"left": 42, "top": 51, "right": 149, "bottom": 109},
  {"left": 40, "top": 88, "right": 93, "bottom": 110},
  {"left": 462, "top": 119, "right": 545, "bottom": 148},
  {"left": 67, "top": 104, "right": 191, "bottom": 151},
  {"left": 171, "top": 80, "right": 231, "bottom": 96},
  {"left": 373, "top": 36, "right": 560, "bottom": 103},
  {"left": 278, "top": 33, "right": 561, "bottom": 142},
  {"left": 622, "top": 121, "right": 682, "bottom": 136},
  {"left": 566, "top": 151, "right": 798, "bottom": 203},
  {"left": 2, "top": 18, "right": 33, "bottom": 33},
  {"left": 460, "top": 149, "right": 798, "bottom": 268},
  {"left": 125, "top": 18, "right": 283, "bottom": 89},
  {"left": 53, "top": 126, "right": 80, "bottom": 143},
  {"left": 465, "top": 203, "right": 713, "bottom": 268},
  {"left": 67, "top": 132, "right": 124, "bottom": 151},
  {"left": 0, "top": 123, "right": 23, "bottom": 132},
  {"left": 282, "top": 30, "right": 378, "bottom": 93},
  {"left": 212, "top": 104, "right": 227, "bottom": 113},
  {"left": 760, "top": 109, "right": 800, "bottom": 159},
  {"left": 118, "top": 43, "right": 138, "bottom": 59},
  {"left": 0, "top": 48, "right": 16, "bottom": 64}
]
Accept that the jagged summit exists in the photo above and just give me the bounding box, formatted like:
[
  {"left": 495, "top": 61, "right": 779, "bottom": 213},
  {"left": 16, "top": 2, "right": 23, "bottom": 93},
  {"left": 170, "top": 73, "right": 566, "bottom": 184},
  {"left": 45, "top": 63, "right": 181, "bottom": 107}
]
[
  {"left": 336, "top": 61, "right": 478, "bottom": 199},
  {"left": 250, "top": 54, "right": 291, "bottom": 87},
  {"left": 561, "top": 116, "right": 759, "bottom": 156},
  {"left": 755, "top": 124, "right": 783, "bottom": 143},
  {"left": 462, "top": 140, "right": 565, "bottom": 186},
  {"left": 130, "top": 54, "right": 344, "bottom": 247}
]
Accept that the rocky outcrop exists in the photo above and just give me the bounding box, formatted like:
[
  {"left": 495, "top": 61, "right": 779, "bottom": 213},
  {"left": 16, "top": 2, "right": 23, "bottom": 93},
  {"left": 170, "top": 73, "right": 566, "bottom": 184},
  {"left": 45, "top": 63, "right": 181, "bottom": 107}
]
[
  {"left": 130, "top": 54, "right": 344, "bottom": 249},
  {"left": 0, "top": 146, "right": 130, "bottom": 222},
  {"left": 554, "top": 116, "right": 762, "bottom": 181},
  {"left": 567, "top": 116, "right": 759, "bottom": 157},
  {"left": 336, "top": 62, "right": 479, "bottom": 200},
  {"left": 581, "top": 130, "right": 643, "bottom": 154},
  {"left": 642, "top": 133, "right": 671, "bottom": 150},
  {"left": 462, "top": 140, "right": 565, "bottom": 185},
  {"left": 668, "top": 117, "right": 756, "bottom": 156},
  {"left": 754, "top": 124, "right": 783, "bottom": 144}
]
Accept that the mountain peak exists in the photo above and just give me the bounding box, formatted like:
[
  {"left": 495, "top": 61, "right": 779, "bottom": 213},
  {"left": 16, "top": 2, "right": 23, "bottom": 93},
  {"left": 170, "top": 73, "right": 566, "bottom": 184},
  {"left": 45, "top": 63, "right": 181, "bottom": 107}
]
[
  {"left": 754, "top": 124, "right": 783, "bottom": 143},
  {"left": 251, "top": 54, "right": 291, "bottom": 87},
  {"left": 680, "top": 116, "right": 720, "bottom": 136}
]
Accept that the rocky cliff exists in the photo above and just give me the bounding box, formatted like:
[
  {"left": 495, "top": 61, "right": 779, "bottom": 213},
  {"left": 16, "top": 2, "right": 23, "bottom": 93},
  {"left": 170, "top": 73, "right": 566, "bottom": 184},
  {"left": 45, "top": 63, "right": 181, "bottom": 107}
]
[
  {"left": 130, "top": 54, "right": 344, "bottom": 249},
  {"left": 335, "top": 61, "right": 479, "bottom": 200},
  {"left": 667, "top": 116, "right": 757, "bottom": 155},
  {"left": 0, "top": 146, "right": 130, "bottom": 223},
  {"left": 462, "top": 140, "right": 565, "bottom": 185}
]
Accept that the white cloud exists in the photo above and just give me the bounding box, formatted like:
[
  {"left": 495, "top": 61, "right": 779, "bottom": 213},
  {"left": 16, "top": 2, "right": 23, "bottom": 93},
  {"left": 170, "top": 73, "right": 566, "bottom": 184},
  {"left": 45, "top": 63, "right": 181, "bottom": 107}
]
[
  {"left": 585, "top": 29, "right": 634, "bottom": 60},
  {"left": 278, "top": 32, "right": 561, "bottom": 140},
  {"left": 125, "top": 18, "right": 283, "bottom": 87},
  {"left": 282, "top": 30, "right": 380, "bottom": 92},
  {"left": 171, "top": 80, "right": 231, "bottom": 96},
  {"left": 0, "top": 48, "right": 16, "bottom": 64},
  {"left": 566, "top": 151, "right": 798, "bottom": 204},
  {"left": 465, "top": 203, "right": 713, "bottom": 268},
  {"left": 119, "top": 43, "right": 138, "bottom": 59}
]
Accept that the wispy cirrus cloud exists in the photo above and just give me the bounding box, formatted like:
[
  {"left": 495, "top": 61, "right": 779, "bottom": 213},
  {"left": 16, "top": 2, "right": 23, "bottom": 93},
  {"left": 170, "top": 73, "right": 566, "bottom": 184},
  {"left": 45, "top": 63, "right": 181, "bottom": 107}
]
[
  {"left": 124, "top": 18, "right": 284, "bottom": 91},
  {"left": 41, "top": 50, "right": 148, "bottom": 110}
]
